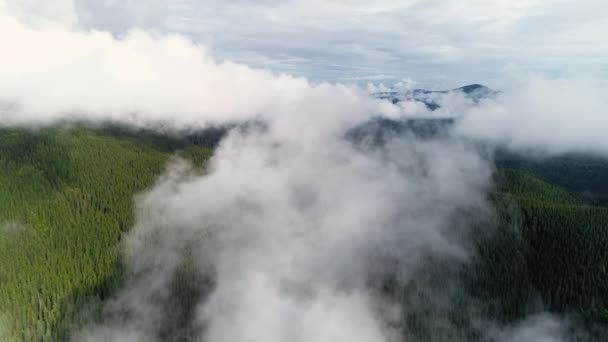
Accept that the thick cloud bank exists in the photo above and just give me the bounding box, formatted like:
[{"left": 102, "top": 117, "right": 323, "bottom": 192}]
[
  {"left": 1, "top": 12, "right": 608, "bottom": 156},
  {"left": 76, "top": 129, "right": 496, "bottom": 342},
  {"left": 456, "top": 77, "right": 608, "bottom": 156},
  {"left": 0, "top": 14, "right": 394, "bottom": 135}
]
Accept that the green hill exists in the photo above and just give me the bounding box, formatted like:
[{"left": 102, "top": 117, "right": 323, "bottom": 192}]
[
  {"left": 496, "top": 151, "right": 608, "bottom": 205},
  {"left": 479, "top": 168, "right": 608, "bottom": 324},
  {"left": 0, "top": 125, "right": 211, "bottom": 341}
]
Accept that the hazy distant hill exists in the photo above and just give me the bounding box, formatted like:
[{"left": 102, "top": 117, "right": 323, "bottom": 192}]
[{"left": 374, "top": 83, "right": 496, "bottom": 110}]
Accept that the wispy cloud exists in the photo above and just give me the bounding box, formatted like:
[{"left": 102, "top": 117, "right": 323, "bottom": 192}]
[{"left": 3, "top": 0, "right": 608, "bottom": 85}]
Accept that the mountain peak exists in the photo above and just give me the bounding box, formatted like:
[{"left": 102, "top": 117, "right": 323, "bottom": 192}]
[
  {"left": 373, "top": 83, "right": 495, "bottom": 110},
  {"left": 454, "top": 84, "right": 489, "bottom": 94}
]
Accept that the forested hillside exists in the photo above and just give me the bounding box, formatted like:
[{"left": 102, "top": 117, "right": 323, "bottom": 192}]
[
  {"left": 1, "top": 126, "right": 608, "bottom": 341},
  {"left": 0, "top": 126, "right": 211, "bottom": 341},
  {"left": 482, "top": 169, "right": 608, "bottom": 325},
  {"left": 496, "top": 151, "right": 608, "bottom": 205},
  {"left": 378, "top": 168, "right": 608, "bottom": 341}
]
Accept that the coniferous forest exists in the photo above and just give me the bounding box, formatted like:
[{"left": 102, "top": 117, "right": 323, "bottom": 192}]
[
  {"left": 0, "top": 125, "right": 607, "bottom": 341},
  {"left": 0, "top": 126, "right": 211, "bottom": 341}
]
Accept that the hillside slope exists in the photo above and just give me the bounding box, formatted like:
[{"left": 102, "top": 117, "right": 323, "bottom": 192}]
[
  {"left": 1, "top": 126, "right": 608, "bottom": 341},
  {"left": 483, "top": 169, "right": 608, "bottom": 322},
  {"left": 0, "top": 126, "right": 211, "bottom": 341}
]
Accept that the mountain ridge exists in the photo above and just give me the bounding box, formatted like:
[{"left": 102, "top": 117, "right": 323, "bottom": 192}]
[{"left": 374, "top": 83, "right": 496, "bottom": 110}]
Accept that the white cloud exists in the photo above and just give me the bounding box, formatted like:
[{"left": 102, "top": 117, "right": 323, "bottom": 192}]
[
  {"left": 0, "top": 14, "right": 395, "bottom": 138},
  {"left": 339, "top": 74, "right": 396, "bottom": 81},
  {"left": 456, "top": 76, "right": 608, "bottom": 155},
  {"left": 78, "top": 126, "right": 495, "bottom": 342},
  {"left": 3, "top": 0, "right": 608, "bottom": 85},
  {"left": 497, "top": 314, "right": 565, "bottom": 342},
  {"left": 75, "top": 0, "right": 170, "bottom": 34},
  {"left": 164, "top": 0, "right": 608, "bottom": 85}
]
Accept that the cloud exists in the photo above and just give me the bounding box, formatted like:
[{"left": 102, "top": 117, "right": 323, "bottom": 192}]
[
  {"left": 339, "top": 74, "right": 397, "bottom": 81},
  {"left": 0, "top": 221, "right": 34, "bottom": 239},
  {"left": 0, "top": 0, "right": 170, "bottom": 34},
  {"left": 0, "top": 14, "right": 395, "bottom": 137},
  {"left": 4, "top": 1, "right": 608, "bottom": 85},
  {"left": 75, "top": 0, "right": 171, "bottom": 35},
  {"left": 78, "top": 127, "right": 496, "bottom": 342},
  {"left": 455, "top": 76, "right": 608, "bottom": 156},
  {"left": 496, "top": 314, "right": 565, "bottom": 342},
  {"left": 0, "top": 317, "right": 9, "bottom": 342},
  {"left": 362, "top": 75, "right": 608, "bottom": 157}
]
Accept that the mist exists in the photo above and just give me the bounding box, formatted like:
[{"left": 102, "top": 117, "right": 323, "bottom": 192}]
[
  {"left": 0, "top": 13, "right": 395, "bottom": 134},
  {"left": 1, "top": 8, "right": 606, "bottom": 342},
  {"left": 456, "top": 77, "right": 608, "bottom": 157}
]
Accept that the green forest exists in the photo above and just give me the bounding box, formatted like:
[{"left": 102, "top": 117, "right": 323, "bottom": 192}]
[
  {"left": 0, "top": 126, "right": 211, "bottom": 341},
  {"left": 487, "top": 169, "right": 608, "bottom": 320},
  {"left": 0, "top": 126, "right": 608, "bottom": 341}
]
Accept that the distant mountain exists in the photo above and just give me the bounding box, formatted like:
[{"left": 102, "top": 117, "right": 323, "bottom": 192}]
[
  {"left": 374, "top": 83, "right": 496, "bottom": 110},
  {"left": 347, "top": 117, "right": 454, "bottom": 144}
]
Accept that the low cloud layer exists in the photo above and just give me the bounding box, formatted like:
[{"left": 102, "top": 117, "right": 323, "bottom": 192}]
[
  {"left": 0, "top": 14, "right": 395, "bottom": 137},
  {"left": 77, "top": 128, "right": 496, "bottom": 342},
  {"left": 456, "top": 77, "right": 608, "bottom": 156},
  {"left": 366, "top": 77, "right": 608, "bottom": 157}
]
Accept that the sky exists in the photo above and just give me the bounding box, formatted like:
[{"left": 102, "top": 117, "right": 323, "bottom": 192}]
[{"left": 2, "top": 0, "right": 607, "bottom": 88}]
